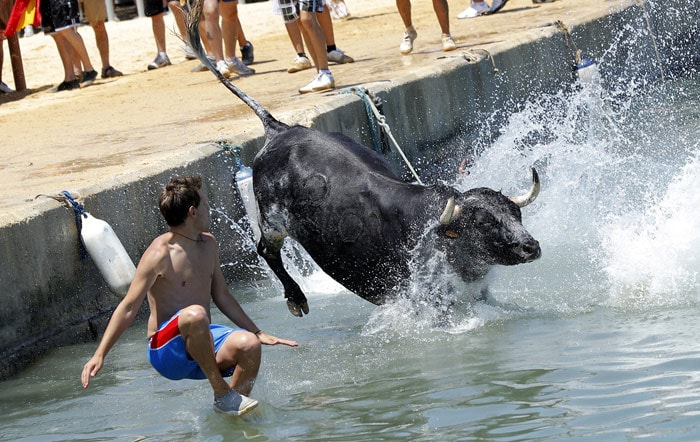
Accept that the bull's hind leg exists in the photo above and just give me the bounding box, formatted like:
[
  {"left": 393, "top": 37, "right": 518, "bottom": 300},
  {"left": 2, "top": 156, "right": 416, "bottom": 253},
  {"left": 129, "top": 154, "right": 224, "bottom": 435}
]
[{"left": 257, "top": 236, "right": 310, "bottom": 317}]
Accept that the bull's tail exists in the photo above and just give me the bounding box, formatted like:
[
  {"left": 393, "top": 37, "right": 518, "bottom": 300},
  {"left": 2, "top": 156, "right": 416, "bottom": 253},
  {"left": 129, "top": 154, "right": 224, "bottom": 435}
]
[{"left": 185, "top": 0, "right": 288, "bottom": 137}]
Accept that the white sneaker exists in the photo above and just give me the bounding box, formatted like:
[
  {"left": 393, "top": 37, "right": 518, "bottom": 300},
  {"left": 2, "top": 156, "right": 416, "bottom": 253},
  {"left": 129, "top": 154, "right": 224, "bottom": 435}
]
[
  {"left": 327, "top": 49, "right": 354, "bottom": 64},
  {"left": 287, "top": 55, "right": 313, "bottom": 73},
  {"left": 184, "top": 43, "right": 197, "bottom": 60},
  {"left": 399, "top": 27, "right": 418, "bottom": 55},
  {"left": 213, "top": 390, "right": 259, "bottom": 416},
  {"left": 442, "top": 34, "right": 457, "bottom": 52},
  {"left": 299, "top": 72, "right": 335, "bottom": 94},
  {"left": 457, "top": 1, "right": 490, "bottom": 18},
  {"left": 226, "top": 56, "right": 255, "bottom": 76},
  {"left": 490, "top": 0, "right": 508, "bottom": 13},
  {"left": 216, "top": 59, "right": 234, "bottom": 78}
]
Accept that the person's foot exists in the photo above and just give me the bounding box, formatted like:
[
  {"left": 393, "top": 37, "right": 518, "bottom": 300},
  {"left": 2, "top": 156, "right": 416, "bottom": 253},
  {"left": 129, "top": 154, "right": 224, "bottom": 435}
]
[
  {"left": 490, "top": 0, "right": 508, "bottom": 13},
  {"left": 287, "top": 55, "right": 312, "bottom": 73},
  {"left": 0, "top": 81, "right": 14, "bottom": 94},
  {"left": 442, "top": 34, "right": 457, "bottom": 52},
  {"left": 101, "top": 66, "right": 123, "bottom": 78},
  {"left": 80, "top": 70, "right": 98, "bottom": 87},
  {"left": 240, "top": 41, "right": 254, "bottom": 65},
  {"left": 216, "top": 59, "right": 234, "bottom": 78},
  {"left": 399, "top": 27, "right": 418, "bottom": 55},
  {"left": 213, "top": 390, "right": 259, "bottom": 416},
  {"left": 148, "top": 53, "right": 171, "bottom": 70},
  {"left": 51, "top": 79, "right": 80, "bottom": 92},
  {"left": 457, "top": 1, "right": 490, "bottom": 18},
  {"left": 226, "top": 56, "right": 255, "bottom": 76},
  {"left": 327, "top": 49, "right": 354, "bottom": 64},
  {"left": 299, "top": 71, "right": 335, "bottom": 94}
]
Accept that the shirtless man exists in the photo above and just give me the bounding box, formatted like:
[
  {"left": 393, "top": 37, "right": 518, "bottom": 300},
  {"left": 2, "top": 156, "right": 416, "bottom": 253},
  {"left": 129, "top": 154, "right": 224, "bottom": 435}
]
[{"left": 81, "top": 175, "right": 298, "bottom": 416}]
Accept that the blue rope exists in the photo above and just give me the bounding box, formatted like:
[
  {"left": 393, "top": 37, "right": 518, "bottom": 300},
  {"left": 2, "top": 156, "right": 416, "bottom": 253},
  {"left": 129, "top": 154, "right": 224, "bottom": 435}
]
[
  {"left": 338, "top": 87, "right": 385, "bottom": 154},
  {"left": 61, "top": 190, "right": 89, "bottom": 260}
]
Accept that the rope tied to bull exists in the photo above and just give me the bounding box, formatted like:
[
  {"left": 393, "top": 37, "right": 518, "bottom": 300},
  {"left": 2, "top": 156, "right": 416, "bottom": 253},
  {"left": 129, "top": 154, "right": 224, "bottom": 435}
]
[{"left": 339, "top": 87, "right": 424, "bottom": 185}]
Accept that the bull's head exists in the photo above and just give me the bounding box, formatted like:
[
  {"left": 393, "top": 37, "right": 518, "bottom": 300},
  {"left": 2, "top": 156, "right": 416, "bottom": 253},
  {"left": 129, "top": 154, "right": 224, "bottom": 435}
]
[{"left": 438, "top": 168, "right": 541, "bottom": 279}]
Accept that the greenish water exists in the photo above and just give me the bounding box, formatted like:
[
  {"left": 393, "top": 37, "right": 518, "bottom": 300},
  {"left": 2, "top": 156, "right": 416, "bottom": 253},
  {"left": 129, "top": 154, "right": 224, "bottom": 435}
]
[{"left": 2, "top": 17, "right": 700, "bottom": 441}]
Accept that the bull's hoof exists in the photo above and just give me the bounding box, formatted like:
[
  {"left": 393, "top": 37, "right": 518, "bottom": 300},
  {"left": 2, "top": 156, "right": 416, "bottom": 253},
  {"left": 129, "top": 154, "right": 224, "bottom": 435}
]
[{"left": 287, "top": 299, "right": 310, "bottom": 317}]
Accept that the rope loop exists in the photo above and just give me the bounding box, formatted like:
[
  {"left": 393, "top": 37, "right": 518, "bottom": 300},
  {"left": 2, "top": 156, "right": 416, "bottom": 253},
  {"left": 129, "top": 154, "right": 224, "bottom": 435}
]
[
  {"left": 60, "top": 190, "right": 89, "bottom": 260},
  {"left": 338, "top": 86, "right": 423, "bottom": 185}
]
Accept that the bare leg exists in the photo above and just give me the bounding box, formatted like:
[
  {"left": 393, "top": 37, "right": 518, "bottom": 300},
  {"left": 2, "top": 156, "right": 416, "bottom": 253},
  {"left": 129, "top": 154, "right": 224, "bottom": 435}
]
[
  {"left": 216, "top": 330, "right": 261, "bottom": 395},
  {"left": 151, "top": 13, "right": 167, "bottom": 52},
  {"left": 433, "top": 0, "right": 450, "bottom": 35},
  {"left": 316, "top": 7, "right": 335, "bottom": 47},
  {"left": 90, "top": 21, "right": 110, "bottom": 70},
  {"left": 178, "top": 305, "right": 233, "bottom": 398},
  {"left": 51, "top": 33, "right": 79, "bottom": 82},
  {"left": 285, "top": 20, "right": 305, "bottom": 55},
  {"left": 298, "top": 9, "right": 328, "bottom": 71},
  {"left": 236, "top": 16, "right": 247, "bottom": 47},
  {"left": 396, "top": 0, "right": 413, "bottom": 29},
  {"left": 202, "top": 0, "right": 224, "bottom": 61},
  {"left": 168, "top": 0, "right": 188, "bottom": 38},
  {"left": 60, "top": 28, "right": 95, "bottom": 72},
  {"left": 220, "top": 0, "right": 239, "bottom": 59}
]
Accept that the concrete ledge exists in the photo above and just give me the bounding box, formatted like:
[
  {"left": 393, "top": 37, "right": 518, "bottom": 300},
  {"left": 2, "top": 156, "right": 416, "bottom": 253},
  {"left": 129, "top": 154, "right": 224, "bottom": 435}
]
[{"left": 1, "top": 0, "right": 697, "bottom": 379}]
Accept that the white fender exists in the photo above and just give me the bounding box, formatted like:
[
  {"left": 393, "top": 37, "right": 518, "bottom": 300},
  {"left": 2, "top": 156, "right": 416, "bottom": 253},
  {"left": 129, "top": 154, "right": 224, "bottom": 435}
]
[
  {"left": 80, "top": 213, "right": 136, "bottom": 297},
  {"left": 235, "top": 166, "right": 262, "bottom": 243}
]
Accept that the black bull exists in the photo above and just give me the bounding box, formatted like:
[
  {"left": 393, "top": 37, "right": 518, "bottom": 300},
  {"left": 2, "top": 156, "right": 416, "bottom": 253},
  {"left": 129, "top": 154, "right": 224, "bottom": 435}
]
[{"left": 186, "top": 3, "right": 541, "bottom": 317}]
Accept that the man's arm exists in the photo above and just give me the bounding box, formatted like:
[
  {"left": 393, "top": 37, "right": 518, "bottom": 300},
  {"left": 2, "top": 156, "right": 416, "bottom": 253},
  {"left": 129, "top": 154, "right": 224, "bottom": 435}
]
[
  {"left": 81, "top": 245, "right": 163, "bottom": 388},
  {"left": 211, "top": 251, "right": 298, "bottom": 348}
]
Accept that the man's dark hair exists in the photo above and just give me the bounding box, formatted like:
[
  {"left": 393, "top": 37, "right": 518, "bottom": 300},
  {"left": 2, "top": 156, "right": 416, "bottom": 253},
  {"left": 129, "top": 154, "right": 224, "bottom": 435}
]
[{"left": 159, "top": 176, "right": 203, "bottom": 226}]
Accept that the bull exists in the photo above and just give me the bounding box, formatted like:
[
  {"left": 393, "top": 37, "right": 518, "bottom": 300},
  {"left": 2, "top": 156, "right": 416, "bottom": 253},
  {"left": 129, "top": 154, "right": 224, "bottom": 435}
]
[{"left": 187, "top": 4, "right": 541, "bottom": 317}]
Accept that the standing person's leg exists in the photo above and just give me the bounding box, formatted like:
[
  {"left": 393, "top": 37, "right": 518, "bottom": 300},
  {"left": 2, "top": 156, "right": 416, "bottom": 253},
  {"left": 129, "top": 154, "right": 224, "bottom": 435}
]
[
  {"left": 395, "top": 0, "right": 417, "bottom": 54},
  {"left": 317, "top": 6, "right": 353, "bottom": 64},
  {"left": 235, "top": 16, "right": 254, "bottom": 65},
  {"left": 144, "top": 0, "right": 171, "bottom": 69},
  {"left": 433, "top": 0, "right": 456, "bottom": 51},
  {"left": 297, "top": 6, "right": 327, "bottom": 71},
  {"left": 50, "top": 32, "right": 81, "bottom": 90},
  {"left": 60, "top": 28, "right": 98, "bottom": 84},
  {"left": 297, "top": 0, "right": 334, "bottom": 94},
  {"left": 220, "top": 0, "right": 254, "bottom": 75},
  {"left": 280, "top": 0, "right": 312, "bottom": 73}
]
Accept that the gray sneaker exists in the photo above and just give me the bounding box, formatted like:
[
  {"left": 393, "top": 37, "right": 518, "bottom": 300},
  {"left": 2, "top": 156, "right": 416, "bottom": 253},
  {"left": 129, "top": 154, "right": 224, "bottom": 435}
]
[
  {"left": 327, "top": 49, "right": 354, "bottom": 64},
  {"left": 213, "top": 390, "right": 259, "bottom": 416},
  {"left": 148, "top": 53, "right": 171, "bottom": 70},
  {"left": 226, "top": 56, "right": 255, "bottom": 76}
]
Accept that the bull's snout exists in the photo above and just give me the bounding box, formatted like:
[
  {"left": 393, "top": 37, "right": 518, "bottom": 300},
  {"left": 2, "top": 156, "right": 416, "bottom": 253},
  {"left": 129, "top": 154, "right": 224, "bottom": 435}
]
[{"left": 518, "top": 238, "right": 541, "bottom": 262}]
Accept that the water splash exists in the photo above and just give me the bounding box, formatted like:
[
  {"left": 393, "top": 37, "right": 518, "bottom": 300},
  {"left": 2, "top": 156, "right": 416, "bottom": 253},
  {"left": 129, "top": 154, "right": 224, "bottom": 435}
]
[{"left": 450, "top": 74, "right": 700, "bottom": 313}]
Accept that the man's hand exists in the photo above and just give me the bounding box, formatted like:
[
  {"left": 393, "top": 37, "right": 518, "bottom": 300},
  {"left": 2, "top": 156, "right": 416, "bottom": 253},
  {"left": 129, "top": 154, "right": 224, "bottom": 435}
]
[
  {"left": 81, "top": 355, "right": 105, "bottom": 388},
  {"left": 256, "top": 331, "right": 298, "bottom": 347}
]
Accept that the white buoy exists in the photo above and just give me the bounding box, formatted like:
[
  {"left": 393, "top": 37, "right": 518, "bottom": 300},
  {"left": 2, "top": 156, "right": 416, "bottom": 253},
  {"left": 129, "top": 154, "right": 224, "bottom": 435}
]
[
  {"left": 575, "top": 52, "right": 601, "bottom": 86},
  {"left": 80, "top": 213, "right": 136, "bottom": 297},
  {"left": 235, "top": 166, "right": 261, "bottom": 243}
]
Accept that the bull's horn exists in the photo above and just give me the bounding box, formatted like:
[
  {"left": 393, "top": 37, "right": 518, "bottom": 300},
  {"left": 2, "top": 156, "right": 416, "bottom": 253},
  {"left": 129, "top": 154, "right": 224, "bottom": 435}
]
[
  {"left": 509, "top": 168, "right": 541, "bottom": 208},
  {"left": 440, "top": 197, "right": 456, "bottom": 224}
]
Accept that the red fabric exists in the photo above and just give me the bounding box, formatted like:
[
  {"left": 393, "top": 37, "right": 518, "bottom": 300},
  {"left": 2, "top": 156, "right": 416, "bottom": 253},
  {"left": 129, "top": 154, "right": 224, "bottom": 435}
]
[
  {"left": 5, "top": 0, "right": 41, "bottom": 37},
  {"left": 149, "top": 315, "right": 181, "bottom": 349}
]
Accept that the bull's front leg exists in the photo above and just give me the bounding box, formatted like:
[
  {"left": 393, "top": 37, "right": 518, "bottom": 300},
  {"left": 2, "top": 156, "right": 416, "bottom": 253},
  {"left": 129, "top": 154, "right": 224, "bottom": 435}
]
[{"left": 257, "top": 237, "right": 310, "bottom": 317}]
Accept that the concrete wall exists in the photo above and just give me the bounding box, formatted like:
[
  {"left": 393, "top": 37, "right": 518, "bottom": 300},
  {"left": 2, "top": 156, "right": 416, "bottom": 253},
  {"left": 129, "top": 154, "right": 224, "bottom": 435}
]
[{"left": 1, "top": 0, "right": 697, "bottom": 379}]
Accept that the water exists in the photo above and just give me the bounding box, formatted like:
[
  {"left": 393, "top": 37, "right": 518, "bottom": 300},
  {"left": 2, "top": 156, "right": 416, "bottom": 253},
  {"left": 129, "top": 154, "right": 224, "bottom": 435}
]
[{"left": 3, "top": 28, "right": 700, "bottom": 442}]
